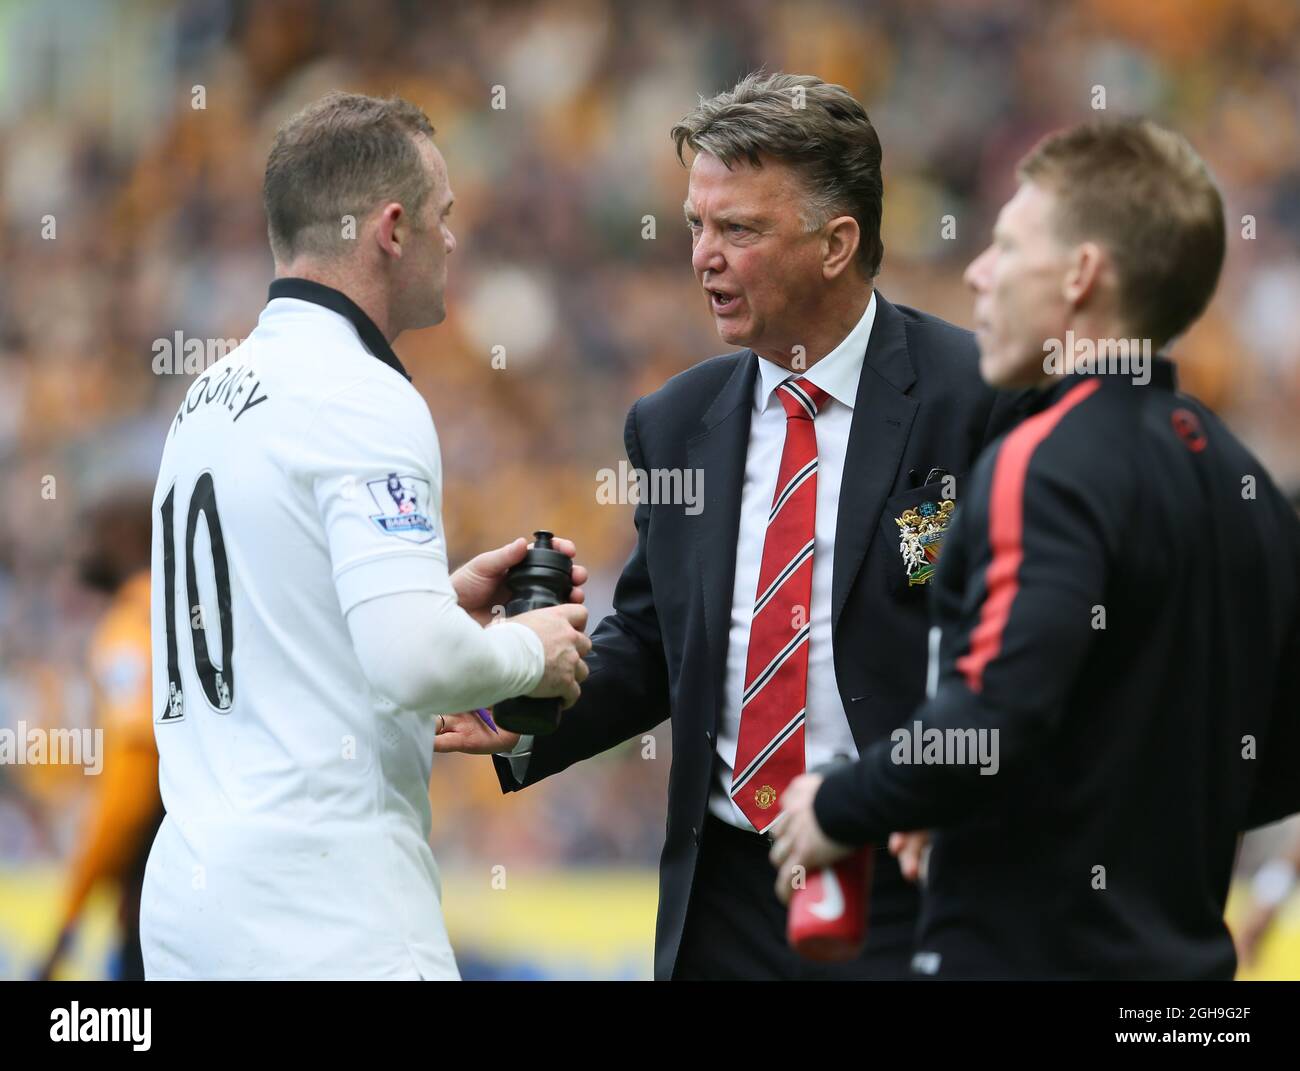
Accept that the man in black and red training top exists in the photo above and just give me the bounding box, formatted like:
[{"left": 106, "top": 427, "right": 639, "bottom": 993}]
[{"left": 770, "top": 117, "right": 1300, "bottom": 980}]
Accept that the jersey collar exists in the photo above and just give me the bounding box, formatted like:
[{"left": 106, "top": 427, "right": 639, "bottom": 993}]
[
  {"left": 1034, "top": 354, "right": 1177, "bottom": 411},
  {"left": 267, "top": 277, "right": 411, "bottom": 382}
]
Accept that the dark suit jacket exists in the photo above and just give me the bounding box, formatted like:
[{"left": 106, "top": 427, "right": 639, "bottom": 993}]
[{"left": 495, "top": 292, "right": 1023, "bottom": 980}]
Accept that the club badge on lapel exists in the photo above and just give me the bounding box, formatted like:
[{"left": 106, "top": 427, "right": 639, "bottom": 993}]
[{"left": 894, "top": 498, "right": 955, "bottom": 587}]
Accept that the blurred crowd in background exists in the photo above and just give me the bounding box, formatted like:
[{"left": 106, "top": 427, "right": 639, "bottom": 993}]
[{"left": 1, "top": 0, "right": 1298, "bottom": 976}]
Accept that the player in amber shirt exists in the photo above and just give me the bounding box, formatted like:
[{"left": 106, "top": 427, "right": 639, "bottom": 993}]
[{"left": 38, "top": 493, "right": 162, "bottom": 981}]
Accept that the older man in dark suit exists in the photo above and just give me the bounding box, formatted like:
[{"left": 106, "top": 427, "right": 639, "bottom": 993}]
[{"left": 436, "top": 71, "right": 1021, "bottom": 980}]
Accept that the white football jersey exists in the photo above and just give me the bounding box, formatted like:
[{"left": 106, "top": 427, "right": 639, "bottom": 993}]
[{"left": 143, "top": 280, "right": 468, "bottom": 979}]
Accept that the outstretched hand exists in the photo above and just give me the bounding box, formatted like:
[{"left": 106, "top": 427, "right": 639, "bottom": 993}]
[{"left": 451, "top": 536, "right": 588, "bottom": 627}]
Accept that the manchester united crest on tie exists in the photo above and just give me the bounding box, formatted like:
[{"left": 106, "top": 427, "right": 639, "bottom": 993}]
[{"left": 895, "top": 498, "right": 955, "bottom": 586}]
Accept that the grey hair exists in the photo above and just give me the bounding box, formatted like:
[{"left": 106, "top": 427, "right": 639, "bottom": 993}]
[
  {"left": 670, "top": 71, "right": 884, "bottom": 276},
  {"left": 263, "top": 91, "right": 437, "bottom": 262}
]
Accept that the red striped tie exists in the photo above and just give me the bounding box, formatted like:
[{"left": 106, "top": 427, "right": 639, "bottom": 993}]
[{"left": 731, "top": 377, "right": 828, "bottom": 833}]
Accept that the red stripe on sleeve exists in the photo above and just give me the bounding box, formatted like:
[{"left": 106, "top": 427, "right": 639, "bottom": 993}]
[{"left": 956, "top": 378, "right": 1101, "bottom": 693}]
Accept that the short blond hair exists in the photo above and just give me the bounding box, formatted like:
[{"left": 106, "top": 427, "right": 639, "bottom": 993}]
[{"left": 1018, "top": 118, "right": 1225, "bottom": 349}]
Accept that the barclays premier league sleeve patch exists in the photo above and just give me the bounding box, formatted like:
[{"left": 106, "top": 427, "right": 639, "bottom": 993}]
[{"left": 366, "top": 472, "right": 437, "bottom": 545}]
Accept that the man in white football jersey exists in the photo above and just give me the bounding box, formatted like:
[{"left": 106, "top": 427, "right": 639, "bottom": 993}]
[{"left": 142, "top": 92, "right": 591, "bottom": 980}]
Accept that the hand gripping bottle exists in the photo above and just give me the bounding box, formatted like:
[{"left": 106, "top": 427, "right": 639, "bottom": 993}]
[
  {"left": 491, "top": 531, "right": 573, "bottom": 736},
  {"left": 787, "top": 758, "right": 874, "bottom": 961}
]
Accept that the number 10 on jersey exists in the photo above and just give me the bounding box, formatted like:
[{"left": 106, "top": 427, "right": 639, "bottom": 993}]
[{"left": 157, "top": 472, "right": 236, "bottom": 721}]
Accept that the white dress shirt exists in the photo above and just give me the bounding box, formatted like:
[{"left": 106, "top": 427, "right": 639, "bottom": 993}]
[
  {"left": 509, "top": 294, "right": 877, "bottom": 834},
  {"left": 708, "top": 291, "right": 877, "bottom": 830}
]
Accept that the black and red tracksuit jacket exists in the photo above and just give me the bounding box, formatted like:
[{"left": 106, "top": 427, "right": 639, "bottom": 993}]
[{"left": 815, "top": 356, "right": 1300, "bottom": 979}]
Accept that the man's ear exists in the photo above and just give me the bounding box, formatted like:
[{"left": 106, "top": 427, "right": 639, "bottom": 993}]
[
  {"left": 822, "top": 215, "right": 861, "bottom": 281},
  {"left": 1062, "top": 241, "right": 1106, "bottom": 312},
  {"left": 374, "top": 202, "right": 405, "bottom": 259}
]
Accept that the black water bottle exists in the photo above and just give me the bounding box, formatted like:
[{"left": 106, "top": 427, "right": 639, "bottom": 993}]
[{"left": 493, "top": 531, "right": 573, "bottom": 735}]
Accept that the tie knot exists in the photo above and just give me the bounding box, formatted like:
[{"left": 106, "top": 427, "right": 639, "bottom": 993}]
[{"left": 777, "top": 378, "right": 828, "bottom": 421}]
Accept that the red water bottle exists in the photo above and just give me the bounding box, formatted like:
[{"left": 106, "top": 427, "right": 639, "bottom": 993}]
[{"left": 787, "top": 759, "right": 874, "bottom": 961}]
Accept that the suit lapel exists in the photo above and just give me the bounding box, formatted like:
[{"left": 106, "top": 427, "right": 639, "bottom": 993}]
[
  {"left": 682, "top": 296, "right": 920, "bottom": 715},
  {"left": 831, "top": 293, "right": 919, "bottom": 632},
  {"left": 686, "top": 353, "right": 758, "bottom": 729}
]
